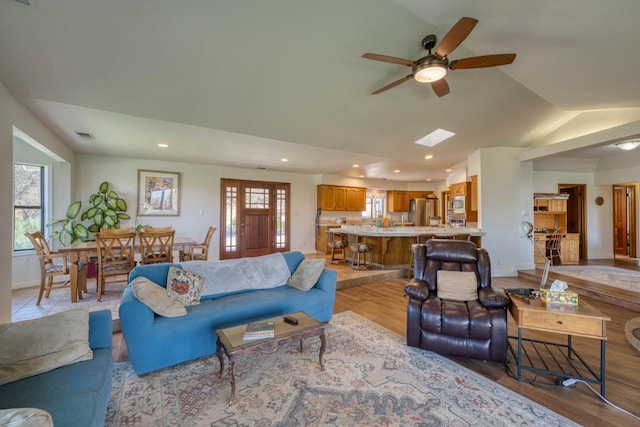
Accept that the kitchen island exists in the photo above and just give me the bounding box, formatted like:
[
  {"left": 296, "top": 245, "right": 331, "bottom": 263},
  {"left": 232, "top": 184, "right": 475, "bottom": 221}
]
[{"left": 328, "top": 226, "right": 483, "bottom": 269}]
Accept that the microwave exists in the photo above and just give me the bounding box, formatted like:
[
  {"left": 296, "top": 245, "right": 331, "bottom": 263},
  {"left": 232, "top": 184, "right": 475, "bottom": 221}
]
[{"left": 451, "top": 195, "right": 465, "bottom": 213}]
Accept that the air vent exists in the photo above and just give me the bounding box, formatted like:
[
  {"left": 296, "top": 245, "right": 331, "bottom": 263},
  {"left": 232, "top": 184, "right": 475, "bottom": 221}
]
[
  {"left": 255, "top": 166, "right": 268, "bottom": 170},
  {"left": 75, "top": 132, "right": 95, "bottom": 140},
  {"left": 14, "top": 0, "right": 30, "bottom": 5}
]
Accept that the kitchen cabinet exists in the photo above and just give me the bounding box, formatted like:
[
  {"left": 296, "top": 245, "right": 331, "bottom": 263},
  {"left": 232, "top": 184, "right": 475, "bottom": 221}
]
[
  {"left": 533, "top": 194, "right": 568, "bottom": 231},
  {"left": 470, "top": 175, "right": 478, "bottom": 211},
  {"left": 407, "top": 191, "right": 434, "bottom": 201},
  {"left": 346, "top": 187, "right": 366, "bottom": 211},
  {"left": 387, "top": 190, "right": 408, "bottom": 212},
  {"left": 449, "top": 182, "right": 467, "bottom": 196},
  {"left": 317, "top": 185, "right": 366, "bottom": 211}
]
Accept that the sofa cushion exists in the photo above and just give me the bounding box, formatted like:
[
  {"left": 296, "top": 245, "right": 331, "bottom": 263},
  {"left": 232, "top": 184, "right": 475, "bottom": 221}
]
[
  {"left": 287, "top": 258, "right": 325, "bottom": 291},
  {"left": 0, "top": 307, "right": 93, "bottom": 386},
  {"left": 436, "top": 270, "right": 478, "bottom": 301},
  {"left": 0, "top": 408, "right": 53, "bottom": 427},
  {"left": 131, "top": 277, "right": 187, "bottom": 317},
  {"left": 182, "top": 252, "right": 291, "bottom": 298},
  {"left": 166, "top": 267, "right": 205, "bottom": 305}
]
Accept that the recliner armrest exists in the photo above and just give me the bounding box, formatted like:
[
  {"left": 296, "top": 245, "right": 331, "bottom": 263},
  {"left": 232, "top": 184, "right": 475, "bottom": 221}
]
[
  {"left": 478, "top": 287, "right": 511, "bottom": 308},
  {"left": 404, "top": 280, "right": 430, "bottom": 301}
]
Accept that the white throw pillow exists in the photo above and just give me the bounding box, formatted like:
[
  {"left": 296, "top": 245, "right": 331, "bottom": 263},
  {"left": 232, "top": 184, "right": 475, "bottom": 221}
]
[
  {"left": 131, "top": 276, "right": 187, "bottom": 317},
  {"left": 0, "top": 408, "right": 54, "bottom": 427},
  {"left": 436, "top": 270, "right": 478, "bottom": 301},
  {"left": 287, "top": 259, "right": 325, "bottom": 291},
  {"left": 0, "top": 307, "right": 93, "bottom": 386},
  {"left": 166, "top": 267, "right": 205, "bottom": 306}
]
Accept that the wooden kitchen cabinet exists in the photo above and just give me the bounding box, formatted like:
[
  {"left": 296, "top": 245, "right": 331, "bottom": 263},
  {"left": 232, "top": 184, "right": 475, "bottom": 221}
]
[
  {"left": 334, "top": 187, "right": 347, "bottom": 210},
  {"left": 346, "top": 187, "right": 366, "bottom": 211},
  {"left": 317, "top": 185, "right": 366, "bottom": 211},
  {"left": 449, "top": 182, "right": 468, "bottom": 196},
  {"left": 387, "top": 190, "right": 408, "bottom": 212},
  {"left": 316, "top": 225, "right": 342, "bottom": 253}
]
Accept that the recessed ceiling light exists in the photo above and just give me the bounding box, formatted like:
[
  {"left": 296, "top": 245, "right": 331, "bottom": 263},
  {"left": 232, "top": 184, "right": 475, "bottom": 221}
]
[
  {"left": 425, "top": 155, "right": 433, "bottom": 160},
  {"left": 157, "top": 143, "right": 168, "bottom": 148},
  {"left": 415, "top": 128, "right": 455, "bottom": 147},
  {"left": 281, "top": 158, "right": 288, "bottom": 162},
  {"left": 359, "top": 175, "right": 365, "bottom": 178},
  {"left": 426, "top": 178, "right": 432, "bottom": 181},
  {"left": 352, "top": 164, "right": 359, "bottom": 168},
  {"left": 615, "top": 140, "right": 640, "bottom": 151},
  {"left": 445, "top": 168, "right": 453, "bottom": 172},
  {"left": 393, "top": 170, "right": 400, "bottom": 173}
]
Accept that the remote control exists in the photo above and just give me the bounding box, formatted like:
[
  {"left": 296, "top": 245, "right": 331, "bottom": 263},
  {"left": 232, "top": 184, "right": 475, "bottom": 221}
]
[{"left": 283, "top": 315, "right": 299, "bottom": 325}]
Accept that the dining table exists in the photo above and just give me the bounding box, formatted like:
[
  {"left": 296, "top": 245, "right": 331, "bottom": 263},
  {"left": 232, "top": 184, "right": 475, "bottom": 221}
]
[{"left": 58, "top": 236, "right": 198, "bottom": 303}]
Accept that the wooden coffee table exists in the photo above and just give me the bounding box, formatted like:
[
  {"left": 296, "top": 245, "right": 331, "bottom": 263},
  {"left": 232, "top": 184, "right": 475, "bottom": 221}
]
[
  {"left": 215, "top": 311, "right": 327, "bottom": 404},
  {"left": 507, "top": 293, "right": 610, "bottom": 396}
]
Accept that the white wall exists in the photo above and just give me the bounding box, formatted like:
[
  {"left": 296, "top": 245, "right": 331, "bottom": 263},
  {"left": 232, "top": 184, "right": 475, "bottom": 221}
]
[
  {"left": 1, "top": 80, "right": 74, "bottom": 322},
  {"left": 476, "top": 147, "right": 534, "bottom": 276}
]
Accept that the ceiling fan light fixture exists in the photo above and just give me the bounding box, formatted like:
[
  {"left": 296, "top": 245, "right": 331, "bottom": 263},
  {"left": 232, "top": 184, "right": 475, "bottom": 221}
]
[
  {"left": 414, "top": 63, "right": 447, "bottom": 83},
  {"left": 615, "top": 140, "right": 640, "bottom": 151}
]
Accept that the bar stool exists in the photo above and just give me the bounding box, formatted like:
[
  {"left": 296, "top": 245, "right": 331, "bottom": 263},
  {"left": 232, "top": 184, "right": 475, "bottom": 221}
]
[
  {"left": 327, "top": 231, "right": 347, "bottom": 264},
  {"left": 347, "top": 234, "right": 371, "bottom": 270}
]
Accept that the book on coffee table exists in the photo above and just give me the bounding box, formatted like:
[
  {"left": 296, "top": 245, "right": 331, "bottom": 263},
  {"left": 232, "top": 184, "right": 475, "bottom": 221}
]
[{"left": 243, "top": 321, "right": 276, "bottom": 341}]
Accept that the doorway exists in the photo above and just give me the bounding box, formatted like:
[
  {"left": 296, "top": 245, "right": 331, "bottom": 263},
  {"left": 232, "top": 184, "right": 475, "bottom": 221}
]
[
  {"left": 220, "top": 179, "right": 290, "bottom": 259},
  {"left": 558, "top": 184, "right": 587, "bottom": 260},
  {"left": 613, "top": 184, "right": 637, "bottom": 259}
]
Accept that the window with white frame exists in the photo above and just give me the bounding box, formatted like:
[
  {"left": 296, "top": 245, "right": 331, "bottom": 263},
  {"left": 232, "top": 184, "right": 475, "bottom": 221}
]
[{"left": 14, "top": 163, "right": 44, "bottom": 251}]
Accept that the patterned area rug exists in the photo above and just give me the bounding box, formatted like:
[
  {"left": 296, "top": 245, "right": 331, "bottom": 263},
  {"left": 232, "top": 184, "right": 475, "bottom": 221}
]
[
  {"left": 105, "top": 311, "right": 578, "bottom": 426},
  {"left": 550, "top": 265, "right": 640, "bottom": 293}
]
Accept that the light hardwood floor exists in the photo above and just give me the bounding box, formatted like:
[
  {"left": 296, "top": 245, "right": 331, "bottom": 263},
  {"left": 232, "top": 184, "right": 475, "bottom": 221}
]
[{"left": 13, "top": 257, "right": 640, "bottom": 426}]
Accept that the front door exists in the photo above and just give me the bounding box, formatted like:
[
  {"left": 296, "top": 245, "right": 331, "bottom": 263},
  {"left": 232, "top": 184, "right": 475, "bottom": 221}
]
[{"left": 220, "top": 179, "right": 290, "bottom": 259}]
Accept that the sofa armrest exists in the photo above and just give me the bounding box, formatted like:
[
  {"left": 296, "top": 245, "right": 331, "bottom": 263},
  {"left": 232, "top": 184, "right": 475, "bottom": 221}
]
[
  {"left": 404, "top": 279, "right": 430, "bottom": 301},
  {"left": 88, "top": 309, "right": 113, "bottom": 350},
  {"left": 118, "top": 285, "right": 157, "bottom": 338},
  {"left": 478, "top": 287, "right": 511, "bottom": 308}
]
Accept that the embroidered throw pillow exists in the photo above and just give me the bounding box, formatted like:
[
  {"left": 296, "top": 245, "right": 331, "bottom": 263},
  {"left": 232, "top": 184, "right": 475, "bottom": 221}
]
[
  {"left": 436, "top": 270, "right": 478, "bottom": 301},
  {"left": 131, "top": 276, "right": 187, "bottom": 317},
  {"left": 166, "top": 267, "right": 205, "bottom": 305},
  {"left": 287, "top": 258, "right": 325, "bottom": 291}
]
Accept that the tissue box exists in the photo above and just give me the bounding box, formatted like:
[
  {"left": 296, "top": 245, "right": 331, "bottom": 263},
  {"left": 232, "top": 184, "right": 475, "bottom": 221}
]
[{"left": 540, "top": 289, "right": 578, "bottom": 305}]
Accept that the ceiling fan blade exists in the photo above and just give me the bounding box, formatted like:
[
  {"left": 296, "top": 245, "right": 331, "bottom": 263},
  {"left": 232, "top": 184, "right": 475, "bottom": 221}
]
[
  {"left": 371, "top": 74, "right": 413, "bottom": 94},
  {"left": 362, "top": 53, "right": 414, "bottom": 67},
  {"left": 431, "top": 79, "right": 449, "bottom": 97},
  {"left": 435, "top": 17, "right": 478, "bottom": 58},
  {"left": 450, "top": 53, "right": 516, "bottom": 69}
]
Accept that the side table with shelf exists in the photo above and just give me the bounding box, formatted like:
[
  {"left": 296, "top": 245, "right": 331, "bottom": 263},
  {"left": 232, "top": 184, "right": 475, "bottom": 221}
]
[{"left": 507, "top": 294, "right": 610, "bottom": 396}]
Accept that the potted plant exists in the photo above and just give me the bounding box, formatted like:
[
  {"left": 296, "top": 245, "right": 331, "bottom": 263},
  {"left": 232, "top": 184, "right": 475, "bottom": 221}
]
[{"left": 48, "top": 181, "right": 131, "bottom": 246}]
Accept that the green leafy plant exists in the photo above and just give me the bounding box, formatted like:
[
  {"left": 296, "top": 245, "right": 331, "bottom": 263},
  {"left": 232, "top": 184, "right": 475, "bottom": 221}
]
[{"left": 49, "top": 181, "right": 131, "bottom": 245}]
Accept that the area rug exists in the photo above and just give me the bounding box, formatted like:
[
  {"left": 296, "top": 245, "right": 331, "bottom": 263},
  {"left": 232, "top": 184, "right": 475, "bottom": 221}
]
[
  {"left": 105, "top": 311, "right": 578, "bottom": 426},
  {"left": 550, "top": 265, "right": 640, "bottom": 293},
  {"left": 625, "top": 317, "right": 640, "bottom": 352}
]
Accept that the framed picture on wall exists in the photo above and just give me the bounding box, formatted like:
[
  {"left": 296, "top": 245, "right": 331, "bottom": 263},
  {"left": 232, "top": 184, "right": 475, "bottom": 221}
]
[{"left": 137, "top": 169, "right": 180, "bottom": 216}]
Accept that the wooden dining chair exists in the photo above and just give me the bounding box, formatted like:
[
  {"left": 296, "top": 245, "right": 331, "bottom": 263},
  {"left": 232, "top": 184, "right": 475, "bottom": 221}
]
[
  {"left": 546, "top": 228, "right": 564, "bottom": 265},
  {"left": 94, "top": 227, "right": 137, "bottom": 301},
  {"left": 25, "top": 231, "right": 86, "bottom": 305},
  {"left": 138, "top": 227, "right": 176, "bottom": 264},
  {"left": 179, "top": 226, "right": 216, "bottom": 262}
]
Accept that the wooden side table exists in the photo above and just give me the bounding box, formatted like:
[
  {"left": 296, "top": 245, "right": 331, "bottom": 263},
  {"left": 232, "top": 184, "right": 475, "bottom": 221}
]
[
  {"left": 215, "top": 311, "right": 327, "bottom": 405},
  {"left": 508, "top": 294, "right": 610, "bottom": 396}
]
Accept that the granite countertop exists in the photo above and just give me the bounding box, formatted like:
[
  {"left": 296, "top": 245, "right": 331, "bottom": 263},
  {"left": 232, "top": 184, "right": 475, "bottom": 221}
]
[{"left": 328, "top": 225, "right": 483, "bottom": 237}]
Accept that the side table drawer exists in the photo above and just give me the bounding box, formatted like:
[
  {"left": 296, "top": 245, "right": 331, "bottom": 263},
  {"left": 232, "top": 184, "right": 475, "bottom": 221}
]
[{"left": 521, "top": 310, "right": 605, "bottom": 338}]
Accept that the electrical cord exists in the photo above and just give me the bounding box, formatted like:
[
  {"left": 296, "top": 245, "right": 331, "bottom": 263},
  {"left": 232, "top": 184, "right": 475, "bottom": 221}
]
[
  {"left": 505, "top": 361, "right": 640, "bottom": 420},
  {"left": 566, "top": 379, "right": 640, "bottom": 421}
]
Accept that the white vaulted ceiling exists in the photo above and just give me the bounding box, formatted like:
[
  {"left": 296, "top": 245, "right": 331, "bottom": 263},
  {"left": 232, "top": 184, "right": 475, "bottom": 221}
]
[{"left": 1, "top": 0, "right": 640, "bottom": 182}]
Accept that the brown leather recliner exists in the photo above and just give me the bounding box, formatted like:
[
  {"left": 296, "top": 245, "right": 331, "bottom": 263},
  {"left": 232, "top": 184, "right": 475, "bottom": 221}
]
[{"left": 404, "top": 239, "right": 511, "bottom": 362}]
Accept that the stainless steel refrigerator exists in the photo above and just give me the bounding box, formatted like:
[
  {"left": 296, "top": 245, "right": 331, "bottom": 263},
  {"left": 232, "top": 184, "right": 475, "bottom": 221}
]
[{"left": 408, "top": 198, "right": 437, "bottom": 226}]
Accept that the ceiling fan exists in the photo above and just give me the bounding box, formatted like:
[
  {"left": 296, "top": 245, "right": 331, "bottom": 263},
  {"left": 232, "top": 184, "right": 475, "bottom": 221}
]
[{"left": 362, "top": 17, "right": 516, "bottom": 97}]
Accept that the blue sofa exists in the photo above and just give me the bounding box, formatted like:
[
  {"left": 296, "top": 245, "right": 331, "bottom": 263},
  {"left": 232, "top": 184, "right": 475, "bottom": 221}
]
[
  {"left": 119, "top": 251, "right": 337, "bottom": 375},
  {"left": 0, "top": 310, "right": 113, "bottom": 427}
]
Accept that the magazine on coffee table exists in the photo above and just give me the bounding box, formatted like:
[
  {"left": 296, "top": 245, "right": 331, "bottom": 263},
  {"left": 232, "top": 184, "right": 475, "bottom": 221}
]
[{"left": 243, "top": 321, "right": 275, "bottom": 341}]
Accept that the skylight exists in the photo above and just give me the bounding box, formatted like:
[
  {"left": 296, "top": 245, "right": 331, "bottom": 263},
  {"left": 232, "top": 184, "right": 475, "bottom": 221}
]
[{"left": 415, "top": 128, "right": 455, "bottom": 147}]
